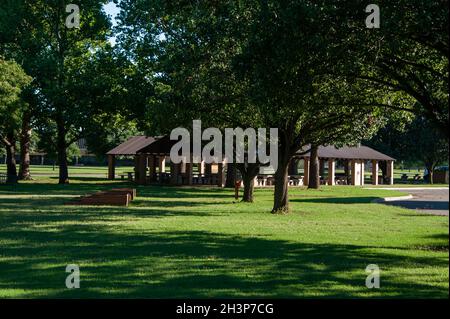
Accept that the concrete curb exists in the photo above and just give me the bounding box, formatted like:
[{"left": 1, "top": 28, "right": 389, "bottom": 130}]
[
  {"left": 365, "top": 187, "right": 449, "bottom": 190},
  {"left": 372, "top": 194, "right": 414, "bottom": 203}
]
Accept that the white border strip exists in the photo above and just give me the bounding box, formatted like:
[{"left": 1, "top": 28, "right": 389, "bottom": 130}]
[
  {"left": 365, "top": 187, "right": 448, "bottom": 190},
  {"left": 372, "top": 195, "right": 413, "bottom": 203}
]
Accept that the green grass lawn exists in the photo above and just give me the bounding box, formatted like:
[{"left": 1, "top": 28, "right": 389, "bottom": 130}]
[
  {"left": 0, "top": 174, "right": 448, "bottom": 298},
  {"left": 1, "top": 164, "right": 446, "bottom": 186},
  {"left": 0, "top": 164, "right": 135, "bottom": 176}
]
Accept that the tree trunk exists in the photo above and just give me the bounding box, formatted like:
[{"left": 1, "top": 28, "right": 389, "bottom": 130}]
[
  {"left": 19, "top": 111, "right": 32, "bottom": 180},
  {"left": 242, "top": 175, "right": 255, "bottom": 202},
  {"left": 425, "top": 162, "right": 435, "bottom": 184},
  {"left": 272, "top": 154, "right": 291, "bottom": 214},
  {"left": 319, "top": 159, "right": 325, "bottom": 177},
  {"left": 308, "top": 145, "right": 320, "bottom": 189},
  {"left": 57, "top": 122, "right": 69, "bottom": 184},
  {"left": 429, "top": 170, "right": 434, "bottom": 184},
  {"left": 379, "top": 161, "right": 387, "bottom": 184},
  {"left": 237, "top": 163, "right": 259, "bottom": 202},
  {"left": 4, "top": 133, "right": 17, "bottom": 183},
  {"left": 288, "top": 158, "right": 298, "bottom": 175},
  {"left": 344, "top": 159, "right": 351, "bottom": 184},
  {"left": 225, "top": 162, "right": 236, "bottom": 188}
]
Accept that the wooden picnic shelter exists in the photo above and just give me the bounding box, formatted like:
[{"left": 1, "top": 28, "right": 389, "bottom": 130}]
[
  {"left": 106, "top": 136, "right": 226, "bottom": 186},
  {"left": 108, "top": 137, "right": 394, "bottom": 187},
  {"left": 288, "top": 145, "right": 395, "bottom": 186},
  {"left": 106, "top": 136, "right": 157, "bottom": 181}
]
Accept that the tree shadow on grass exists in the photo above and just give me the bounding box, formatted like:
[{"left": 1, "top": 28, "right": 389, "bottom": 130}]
[
  {"left": 132, "top": 199, "right": 233, "bottom": 209},
  {"left": 0, "top": 181, "right": 134, "bottom": 196},
  {"left": 0, "top": 220, "right": 447, "bottom": 298},
  {"left": 136, "top": 186, "right": 235, "bottom": 199},
  {"left": 0, "top": 197, "right": 228, "bottom": 220},
  {"left": 0, "top": 182, "right": 235, "bottom": 200},
  {"left": 292, "top": 197, "right": 381, "bottom": 204},
  {"left": 383, "top": 200, "right": 449, "bottom": 212},
  {"left": 413, "top": 233, "right": 450, "bottom": 252},
  {"left": 1, "top": 184, "right": 447, "bottom": 298},
  {"left": 48, "top": 176, "right": 109, "bottom": 182}
]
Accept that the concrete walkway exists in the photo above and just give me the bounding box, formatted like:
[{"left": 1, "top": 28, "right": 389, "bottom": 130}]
[{"left": 376, "top": 188, "right": 449, "bottom": 216}]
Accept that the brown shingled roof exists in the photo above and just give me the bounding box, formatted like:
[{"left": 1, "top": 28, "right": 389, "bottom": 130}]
[
  {"left": 106, "top": 136, "right": 156, "bottom": 155},
  {"left": 108, "top": 136, "right": 394, "bottom": 161},
  {"left": 297, "top": 145, "right": 395, "bottom": 161},
  {"left": 137, "top": 135, "right": 178, "bottom": 155}
]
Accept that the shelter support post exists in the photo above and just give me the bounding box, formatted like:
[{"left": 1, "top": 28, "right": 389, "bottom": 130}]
[
  {"left": 360, "top": 161, "right": 365, "bottom": 186},
  {"left": 108, "top": 154, "right": 115, "bottom": 180},
  {"left": 372, "top": 160, "right": 379, "bottom": 185},
  {"left": 185, "top": 163, "right": 193, "bottom": 185},
  {"left": 199, "top": 161, "right": 205, "bottom": 175},
  {"left": 148, "top": 155, "right": 156, "bottom": 181},
  {"left": 217, "top": 161, "right": 226, "bottom": 187},
  {"left": 159, "top": 156, "right": 166, "bottom": 173},
  {"left": 328, "top": 159, "right": 335, "bottom": 186},
  {"left": 137, "top": 154, "right": 147, "bottom": 185},
  {"left": 205, "top": 163, "right": 212, "bottom": 184},
  {"left": 344, "top": 160, "right": 350, "bottom": 182},
  {"left": 170, "top": 162, "right": 180, "bottom": 185},
  {"left": 387, "top": 160, "right": 394, "bottom": 185},
  {"left": 185, "top": 155, "right": 193, "bottom": 185},
  {"left": 319, "top": 159, "right": 325, "bottom": 178},
  {"left": 351, "top": 160, "right": 363, "bottom": 186},
  {"left": 288, "top": 159, "right": 298, "bottom": 175},
  {"left": 303, "top": 158, "right": 310, "bottom": 186}
]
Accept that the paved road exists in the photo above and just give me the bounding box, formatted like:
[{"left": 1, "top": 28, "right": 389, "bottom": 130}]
[{"left": 384, "top": 188, "right": 449, "bottom": 216}]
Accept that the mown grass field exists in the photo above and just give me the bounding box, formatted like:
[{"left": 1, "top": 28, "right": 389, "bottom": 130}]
[
  {"left": 0, "top": 164, "right": 444, "bottom": 186},
  {"left": 0, "top": 164, "right": 135, "bottom": 177},
  {"left": 0, "top": 169, "right": 448, "bottom": 298}
]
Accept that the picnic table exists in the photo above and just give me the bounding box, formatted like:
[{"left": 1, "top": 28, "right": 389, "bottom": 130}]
[
  {"left": 159, "top": 172, "right": 171, "bottom": 184},
  {"left": 288, "top": 175, "right": 304, "bottom": 186},
  {"left": 400, "top": 174, "right": 409, "bottom": 183},
  {"left": 0, "top": 173, "right": 18, "bottom": 190},
  {"left": 0, "top": 173, "right": 6, "bottom": 184},
  {"left": 412, "top": 174, "right": 422, "bottom": 184},
  {"left": 266, "top": 176, "right": 275, "bottom": 186},
  {"left": 335, "top": 174, "right": 349, "bottom": 185},
  {"left": 257, "top": 176, "right": 268, "bottom": 186},
  {"left": 119, "top": 171, "right": 134, "bottom": 181}
]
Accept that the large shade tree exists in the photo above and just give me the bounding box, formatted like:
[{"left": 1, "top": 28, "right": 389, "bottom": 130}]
[
  {"left": 116, "top": 0, "right": 269, "bottom": 202},
  {"left": 116, "top": 0, "right": 446, "bottom": 212},
  {"left": 0, "top": 58, "right": 32, "bottom": 182},
  {"left": 232, "top": 1, "right": 395, "bottom": 213},
  {"left": 335, "top": 0, "right": 449, "bottom": 136},
  {"left": 0, "top": 0, "right": 114, "bottom": 184},
  {"left": 116, "top": 0, "right": 392, "bottom": 210}
]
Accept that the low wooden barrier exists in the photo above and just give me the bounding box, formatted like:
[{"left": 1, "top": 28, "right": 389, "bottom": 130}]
[
  {"left": 108, "top": 188, "right": 137, "bottom": 199},
  {"left": 66, "top": 188, "right": 137, "bottom": 207}
]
